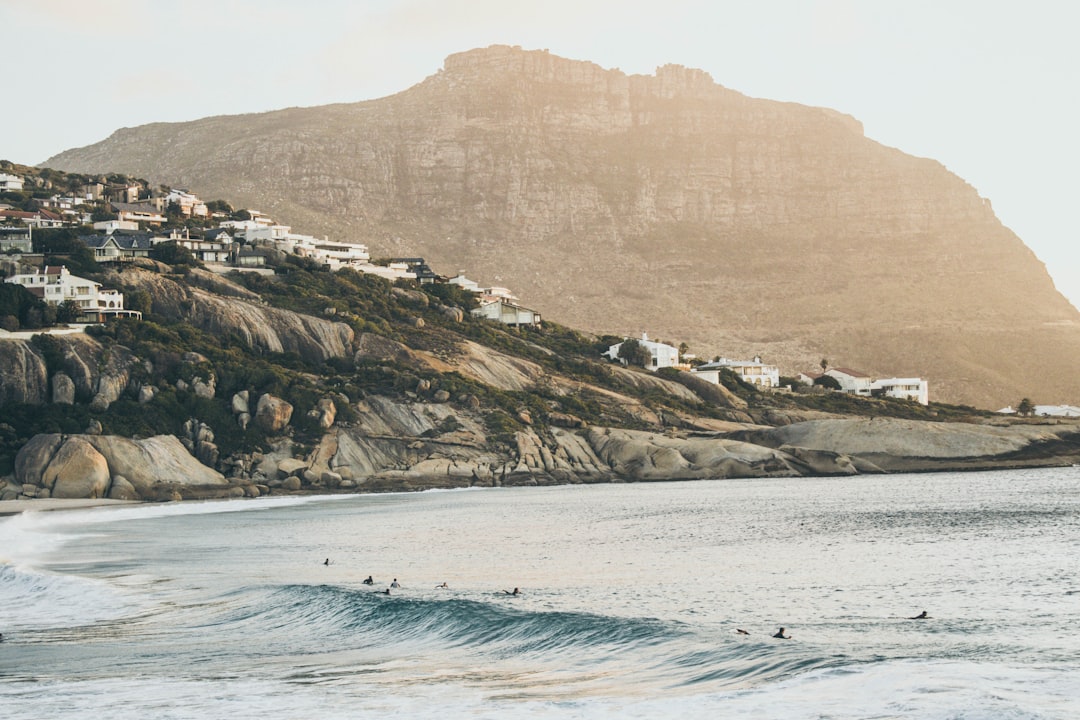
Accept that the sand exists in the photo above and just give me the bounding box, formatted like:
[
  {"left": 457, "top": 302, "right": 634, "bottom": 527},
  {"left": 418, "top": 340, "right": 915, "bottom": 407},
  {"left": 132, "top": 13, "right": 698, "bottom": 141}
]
[{"left": 0, "top": 498, "right": 140, "bottom": 517}]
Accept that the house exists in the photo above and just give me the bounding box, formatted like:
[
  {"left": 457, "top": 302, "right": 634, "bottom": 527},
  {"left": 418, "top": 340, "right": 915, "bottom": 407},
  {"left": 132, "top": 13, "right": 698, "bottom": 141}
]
[
  {"left": 389, "top": 258, "right": 444, "bottom": 284},
  {"left": 603, "top": 332, "right": 680, "bottom": 371},
  {"left": 0, "top": 226, "right": 32, "bottom": 253},
  {"left": 183, "top": 239, "right": 231, "bottom": 264},
  {"left": 471, "top": 298, "right": 542, "bottom": 327},
  {"left": 692, "top": 356, "right": 780, "bottom": 388},
  {"left": 93, "top": 219, "right": 140, "bottom": 233},
  {"left": 448, "top": 273, "right": 481, "bottom": 292},
  {"left": 111, "top": 202, "right": 166, "bottom": 226},
  {"left": 824, "top": 367, "right": 874, "bottom": 396},
  {"left": 104, "top": 183, "right": 142, "bottom": 204},
  {"left": 164, "top": 189, "right": 208, "bottom": 217},
  {"left": 355, "top": 261, "right": 417, "bottom": 282},
  {"left": 298, "top": 238, "right": 370, "bottom": 270},
  {"left": 79, "top": 232, "right": 154, "bottom": 262},
  {"left": 0, "top": 208, "right": 65, "bottom": 228},
  {"left": 233, "top": 248, "right": 267, "bottom": 268},
  {"left": 871, "top": 377, "right": 930, "bottom": 405},
  {"left": 4, "top": 265, "right": 140, "bottom": 321},
  {"left": 0, "top": 173, "right": 24, "bottom": 191}
]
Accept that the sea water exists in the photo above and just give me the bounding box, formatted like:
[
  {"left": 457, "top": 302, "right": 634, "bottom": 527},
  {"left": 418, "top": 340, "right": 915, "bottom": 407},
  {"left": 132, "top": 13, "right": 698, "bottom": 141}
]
[{"left": 1, "top": 469, "right": 1078, "bottom": 719}]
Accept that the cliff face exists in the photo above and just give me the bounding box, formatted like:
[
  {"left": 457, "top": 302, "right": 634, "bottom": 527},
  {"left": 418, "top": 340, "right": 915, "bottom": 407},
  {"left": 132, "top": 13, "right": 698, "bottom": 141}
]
[{"left": 45, "top": 45, "right": 1080, "bottom": 408}]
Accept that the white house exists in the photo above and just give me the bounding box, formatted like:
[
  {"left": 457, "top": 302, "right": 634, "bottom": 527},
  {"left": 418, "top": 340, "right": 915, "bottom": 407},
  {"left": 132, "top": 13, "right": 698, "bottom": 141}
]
[
  {"left": 824, "top": 367, "right": 874, "bottom": 396},
  {"left": 356, "top": 261, "right": 417, "bottom": 282},
  {"left": 692, "top": 356, "right": 780, "bottom": 388},
  {"left": 4, "top": 265, "right": 140, "bottom": 321},
  {"left": 604, "top": 332, "right": 680, "bottom": 371},
  {"left": 298, "top": 238, "right": 370, "bottom": 270},
  {"left": 871, "top": 377, "right": 930, "bottom": 405},
  {"left": 0, "top": 173, "right": 24, "bottom": 191},
  {"left": 471, "top": 298, "right": 542, "bottom": 327}
]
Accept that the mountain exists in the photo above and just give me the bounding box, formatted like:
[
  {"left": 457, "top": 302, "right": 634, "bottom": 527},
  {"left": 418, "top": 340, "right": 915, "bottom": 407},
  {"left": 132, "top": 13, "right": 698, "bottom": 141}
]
[{"left": 43, "top": 45, "right": 1080, "bottom": 409}]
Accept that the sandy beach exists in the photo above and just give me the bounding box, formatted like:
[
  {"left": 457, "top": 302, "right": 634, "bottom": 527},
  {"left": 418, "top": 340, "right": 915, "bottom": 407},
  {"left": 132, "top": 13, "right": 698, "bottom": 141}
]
[{"left": 0, "top": 498, "right": 139, "bottom": 517}]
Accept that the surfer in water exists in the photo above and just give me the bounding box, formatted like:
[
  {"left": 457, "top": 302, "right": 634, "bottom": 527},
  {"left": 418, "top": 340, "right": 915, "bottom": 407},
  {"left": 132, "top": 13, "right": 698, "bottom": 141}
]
[
  {"left": 772, "top": 627, "right": 791, "bottom": 639},
  {"left": 362, "top": 576, "right": 374, "bottom": 585},
  {"left": 323, "top": 558, "right": 330, "bottom": 566},
  {"left": 504, "top": 587, "right": 521, "bottom": 596},
  {"left": 736, "top": 628, "right": 750, "bottom": 635},
  {"left": 435, "top": 582, "right": 449, "bottom": 589},
  {"left": 909, "top": 610, "right": 929, "bottom": 619},
  {"left": 390, "top": 578, "right": 401, "bottom": 588}
]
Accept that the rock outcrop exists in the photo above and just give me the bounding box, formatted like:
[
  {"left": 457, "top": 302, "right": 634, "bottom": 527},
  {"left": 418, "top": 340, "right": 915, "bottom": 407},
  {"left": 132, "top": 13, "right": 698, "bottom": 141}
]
[
  {"left": 0, "top": 334, "right": 140, "bottom": 409},
  {"left": 115, "top": 269, "right": 354, "bottom": 363},
  {"left": 14, "top": 433, "right": 230, "bottom": 501}
]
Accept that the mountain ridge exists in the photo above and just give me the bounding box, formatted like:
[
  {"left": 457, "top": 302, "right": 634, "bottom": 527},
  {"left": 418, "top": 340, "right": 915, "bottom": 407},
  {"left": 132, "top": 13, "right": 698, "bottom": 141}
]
[{"left": 44, "top": 44, "right": 1080, "bottom": 409}]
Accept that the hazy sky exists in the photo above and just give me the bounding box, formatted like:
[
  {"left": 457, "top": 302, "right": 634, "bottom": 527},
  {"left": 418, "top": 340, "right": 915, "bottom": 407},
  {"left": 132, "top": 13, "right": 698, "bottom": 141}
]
[{"left": 2, "top": 1, "right": 1077, "bottom": 307}]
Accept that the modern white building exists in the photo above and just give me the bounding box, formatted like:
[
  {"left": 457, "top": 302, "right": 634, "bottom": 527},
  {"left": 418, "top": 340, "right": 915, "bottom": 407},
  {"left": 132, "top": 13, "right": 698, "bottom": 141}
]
[
  {"left": 0, "top": 173, "right": 24, "bottom": 191},
  {"left": 604, "top": 333, "right": 680, "bottom": 371},
  {"left": 870, "top": 377, "right": 930, "bottom": 405},
  {"left": 4, "top": 265, "right": 140, "bottom": 320},
  {"left": 692, "top": 356, "right": 780, "bottom": 388},
  {"left": 824, "top": 368, "right": 875, "bottom": 396},
  {"left": 355, "top": 261, "right": 418, "bottom": 282},
  {"left": 299, "top": 239, "right": 370, "bottom": 270}
]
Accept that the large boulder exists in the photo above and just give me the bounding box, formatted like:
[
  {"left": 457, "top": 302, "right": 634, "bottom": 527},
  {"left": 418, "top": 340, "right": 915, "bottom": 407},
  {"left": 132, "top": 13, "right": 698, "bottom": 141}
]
[
  {"left": 43, "top": 436, "right": 111, "bottom": 499},
  {"left": 255, "top": 393, "right": 294, "bottom": 433},
  {"left": 15, "top": 433, "right": 228, "bottom": 500}
]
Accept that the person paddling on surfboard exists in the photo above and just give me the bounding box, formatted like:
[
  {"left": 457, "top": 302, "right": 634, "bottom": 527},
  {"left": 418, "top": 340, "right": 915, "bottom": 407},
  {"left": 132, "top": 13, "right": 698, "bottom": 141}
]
[
  {"left": 362, "top": 575, "right": 374, "bottom": 585},
  {"left": 504, "top": 587, "right": 521, "bottom": 596},
  {"left": 909, "top": 610, "right": 929, "bottom": 619},
  {"left": 772, "top": 627, "right": 791, "bottom": 639}
]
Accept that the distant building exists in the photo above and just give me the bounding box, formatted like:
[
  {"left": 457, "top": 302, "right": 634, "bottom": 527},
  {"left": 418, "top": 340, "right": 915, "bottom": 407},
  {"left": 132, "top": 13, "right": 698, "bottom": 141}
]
[
  {"left": 389, "top": 258, "right": 444, "bottom": 284},
  {"left": 471, "top": 298, "right": 542, "bottom": 328},
  {"left": 604, "top": 332, "right": 680, "bottom": 371},
  {"left": 111, "top": 202, "right": 166, "bottom": 227},
  {"left": 0, "top": 173, "right": 24, "bottom": 191},
  {"left": 692, "top": 356, "right": 780, "bottom": 388},
  {"left": 871, "top": 377, "right": 929, "bottom": 405},
  {"left": 79, "top": 232, "right": 154, "bottom": 263},
  {"left": 164, "top": 189, "right": 208, "bottom": 217},
  {"left": 0, "top": 226, "right": 32, "bottom": 253},
  {"left": 824, "top": 367, "right": 874, "bottom": 397},
  {"left": 999, "top": 404, "right": 1080, "bottom": 418}
]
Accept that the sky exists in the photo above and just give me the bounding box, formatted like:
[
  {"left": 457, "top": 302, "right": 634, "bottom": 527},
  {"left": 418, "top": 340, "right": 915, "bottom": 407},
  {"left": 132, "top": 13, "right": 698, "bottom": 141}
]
[{"left": 2, "top": 0, "right": 1077, "bottom": 308}]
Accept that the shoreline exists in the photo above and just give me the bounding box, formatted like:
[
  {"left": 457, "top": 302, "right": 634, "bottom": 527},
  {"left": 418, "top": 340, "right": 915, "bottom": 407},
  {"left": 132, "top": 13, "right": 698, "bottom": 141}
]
[{"left": 0, "top": 498, "right": 139, "bottom": 517}]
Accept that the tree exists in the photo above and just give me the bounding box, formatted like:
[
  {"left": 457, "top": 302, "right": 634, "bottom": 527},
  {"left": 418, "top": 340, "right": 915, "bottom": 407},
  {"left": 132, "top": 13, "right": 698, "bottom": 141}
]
[
  {"left": 814, "top": 374, "right": 842, "bottom": 390},
  {"left": 150, "top": 241, "right": 197, "bottom": 267},
  {"left": 1017, "top": 398, "right": 1035, "bottom": 417},
  {"left": 56, "top": 299, "right": 82, "bottom": 324},
  {"left": 820, "top": 358, "right": 829, "bottom": 372},
  {"left": 617, "top": 338, "right": 652, "bottom": 368}
]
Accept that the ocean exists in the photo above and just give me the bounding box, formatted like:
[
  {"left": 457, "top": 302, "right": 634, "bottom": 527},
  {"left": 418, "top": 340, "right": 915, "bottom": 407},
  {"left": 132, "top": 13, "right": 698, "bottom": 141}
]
[{"left": 1, "top": 468, "right": 1078, "bottom": 719}]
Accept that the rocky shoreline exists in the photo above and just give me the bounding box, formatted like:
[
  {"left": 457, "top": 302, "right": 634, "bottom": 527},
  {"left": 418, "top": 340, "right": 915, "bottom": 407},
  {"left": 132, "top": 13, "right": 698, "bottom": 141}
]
[{"left": 5, "top": 416, "right": 1079, "bottom": 514}]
